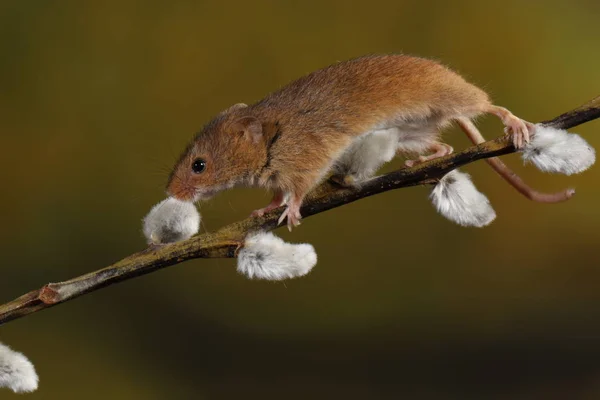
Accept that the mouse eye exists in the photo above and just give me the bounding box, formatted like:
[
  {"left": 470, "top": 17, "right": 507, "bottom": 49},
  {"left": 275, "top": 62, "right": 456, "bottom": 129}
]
[{"left": 191, "top": 158, "right": 206, "bottom": 174}]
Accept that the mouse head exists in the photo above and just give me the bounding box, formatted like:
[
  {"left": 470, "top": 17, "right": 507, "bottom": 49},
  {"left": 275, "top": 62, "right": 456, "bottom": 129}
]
[{"left": 167, "top": 104, "right": 267, "bottom": 202}]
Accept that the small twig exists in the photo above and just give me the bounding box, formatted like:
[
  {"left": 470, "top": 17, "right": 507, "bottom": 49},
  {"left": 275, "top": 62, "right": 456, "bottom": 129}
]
[{"left": 0, "top": 96, "right": 598, "bottom": 326}]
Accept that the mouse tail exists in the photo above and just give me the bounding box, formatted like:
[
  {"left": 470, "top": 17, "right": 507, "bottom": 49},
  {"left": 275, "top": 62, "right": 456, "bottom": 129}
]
[{"left": 455, "top": 117, "right": 574, "bottom": 203}]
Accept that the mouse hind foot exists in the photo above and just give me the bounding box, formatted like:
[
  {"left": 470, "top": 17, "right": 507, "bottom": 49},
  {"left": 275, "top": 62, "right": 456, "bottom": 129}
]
[
  {"left": 404, "top": 142, "right": 454, "bottom": 167},
  {"left": 484, "top": 105, "right": 531, "bottom": 148},
  {"left": 329, "top": 174, "right": 361, "bottom": 188}
]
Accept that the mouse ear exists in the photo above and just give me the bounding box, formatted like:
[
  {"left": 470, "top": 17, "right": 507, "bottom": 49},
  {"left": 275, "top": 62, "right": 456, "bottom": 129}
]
[
  {"left": 230, "top": 116, "right": 263, "bottom": 144},
  {"left": 220, "top": 103, "right": 248, "bottom": 115}
]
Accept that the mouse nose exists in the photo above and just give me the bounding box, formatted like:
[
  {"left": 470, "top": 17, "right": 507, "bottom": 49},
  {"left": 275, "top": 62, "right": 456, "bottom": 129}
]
[
  {"left": 167, "top": 179, "right": 196, "bottom": 202},
  {"left": 170, "top": 190, "right": 195, "bottom": 201}
]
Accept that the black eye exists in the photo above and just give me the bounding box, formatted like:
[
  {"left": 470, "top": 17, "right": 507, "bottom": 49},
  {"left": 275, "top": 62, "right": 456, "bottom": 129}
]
[{"left": 192, "top": 158, "right": 206, "bottom": 174}]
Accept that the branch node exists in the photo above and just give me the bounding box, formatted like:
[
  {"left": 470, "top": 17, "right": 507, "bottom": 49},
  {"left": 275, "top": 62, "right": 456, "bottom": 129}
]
[{"left": 38, "top": 285, "right": 60, "bottom": 305}]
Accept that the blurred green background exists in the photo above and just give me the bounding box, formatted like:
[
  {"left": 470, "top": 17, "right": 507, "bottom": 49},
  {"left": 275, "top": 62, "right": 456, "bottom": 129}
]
[{"left": 1, "top": 0, "right": 599, "bottom": 398}]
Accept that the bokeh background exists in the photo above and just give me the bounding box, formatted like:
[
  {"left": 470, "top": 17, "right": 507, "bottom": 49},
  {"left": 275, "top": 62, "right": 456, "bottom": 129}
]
[{"left": 1, "top": 1, "right": 599, "bottom": 398}]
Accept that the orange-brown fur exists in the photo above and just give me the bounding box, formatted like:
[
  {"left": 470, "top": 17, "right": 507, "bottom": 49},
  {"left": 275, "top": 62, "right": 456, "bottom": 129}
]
[{"left": 167, "top": 54, "right": 525, "bottom": 228}]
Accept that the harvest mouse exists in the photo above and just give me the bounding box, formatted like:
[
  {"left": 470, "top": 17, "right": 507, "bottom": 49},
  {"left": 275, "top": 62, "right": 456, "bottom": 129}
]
[{"left": 167, "top": 54, "right": 562, "bottom": 230}]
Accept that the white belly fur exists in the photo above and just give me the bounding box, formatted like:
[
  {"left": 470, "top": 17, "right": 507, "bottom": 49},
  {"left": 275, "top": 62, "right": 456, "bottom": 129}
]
[{"left": 332, "top": 118, "right": 443, "bottom": 181}]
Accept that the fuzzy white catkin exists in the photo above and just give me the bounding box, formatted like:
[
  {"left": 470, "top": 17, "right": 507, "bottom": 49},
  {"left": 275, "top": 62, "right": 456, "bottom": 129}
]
[
  {"left": 142, "top": 197, "right": 201, "bottom": 244},
  {"left": 0, "top": 342, "right": 38, "bottom": 393},
  {"left": 521, "top": 124, "right": 595, "bottom": 175},
  {"left": 430, "top": 170, "right": 496, "bottom": 228},
  {"left": 237, "top": 232, "right": 317, "bottom": 280}
]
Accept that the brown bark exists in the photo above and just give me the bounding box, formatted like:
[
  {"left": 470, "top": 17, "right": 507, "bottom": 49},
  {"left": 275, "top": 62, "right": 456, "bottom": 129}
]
[{"left": 0, "top": 96, "right": 598, "bottom": 326}]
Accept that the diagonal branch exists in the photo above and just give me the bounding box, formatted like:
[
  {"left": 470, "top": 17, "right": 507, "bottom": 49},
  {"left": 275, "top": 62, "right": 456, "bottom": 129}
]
[{"left": 0, "top": 96, "right": 598, "bottom": 326}]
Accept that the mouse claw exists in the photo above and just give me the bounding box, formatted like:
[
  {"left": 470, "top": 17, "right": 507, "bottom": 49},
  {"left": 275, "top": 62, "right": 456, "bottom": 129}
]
[
  {"left": 278, "top": 204, "right": 302, "bottom": 231},
  {"left": 288, "top": 217, "right": 301, "bottom": 232},
  {"left": 277, "top": 208, "right": 289, "bottom": 226}
]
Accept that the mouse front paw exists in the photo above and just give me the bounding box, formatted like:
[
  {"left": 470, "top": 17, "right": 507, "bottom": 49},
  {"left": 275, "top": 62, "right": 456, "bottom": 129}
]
[
  {"left": 250, "top": 191, "right": 285, "bottom": 218},
  {"left": 278, "top": 205, "right": 302, "bottom": 231}
]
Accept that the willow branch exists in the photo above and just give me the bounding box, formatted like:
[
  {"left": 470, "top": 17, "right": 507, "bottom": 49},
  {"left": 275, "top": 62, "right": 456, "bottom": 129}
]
[{"left": 1, "top": 96, "right": 598, "bottom": 326}]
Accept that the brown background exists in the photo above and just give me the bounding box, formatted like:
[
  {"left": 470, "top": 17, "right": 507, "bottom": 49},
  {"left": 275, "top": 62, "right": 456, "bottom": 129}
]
[{"left": 1, "top": 0, "right": 600, "bottom": 398}]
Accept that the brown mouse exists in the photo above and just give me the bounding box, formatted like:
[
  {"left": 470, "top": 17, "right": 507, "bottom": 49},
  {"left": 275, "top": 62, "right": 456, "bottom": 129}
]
[{"left": 167, "top": 54, "right": 567, "bottom": 230}]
